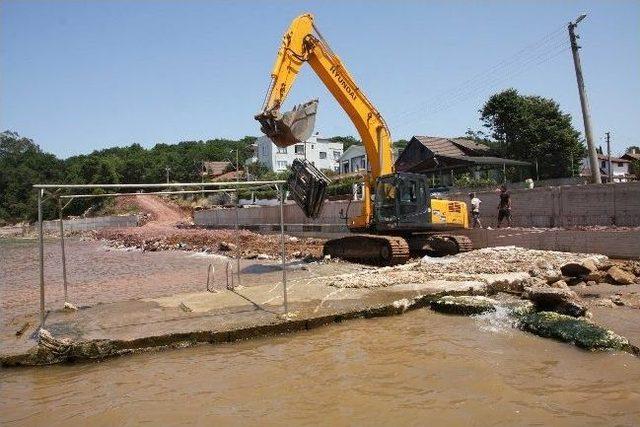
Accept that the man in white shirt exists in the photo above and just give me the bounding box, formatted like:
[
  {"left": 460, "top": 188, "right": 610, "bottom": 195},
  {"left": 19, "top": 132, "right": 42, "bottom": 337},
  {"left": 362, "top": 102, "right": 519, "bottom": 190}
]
[{"left": 469, "top": 192, "right": 482, "bottom": 228}]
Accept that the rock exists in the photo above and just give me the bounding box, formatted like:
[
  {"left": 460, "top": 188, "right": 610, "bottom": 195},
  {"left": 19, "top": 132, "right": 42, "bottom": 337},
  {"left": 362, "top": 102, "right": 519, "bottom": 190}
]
[
  {"left": 548, "top": 280, "right": 570, "bottom": 290},
  {"left": 244, "top": 252, "right": 258, "bottom": 259},
  {"left": 291, "top": 251, "right": 302, "bottom": 258},
  {"left": 593, "top": 298, "right": 616, "bottom": 308},
  {"left": 430, "top": 295, "right": 498, "bottom": 316},
  {"left": 523, "top": 287, "right": 587, "bottom": 317},
  {"left": 586, "top": 281, "right": 597, "bottom": 287},
  {"left": 585, "top": 270, "right": 607, "bottom": 283},
  {"left": 520, "top": 311, "right": 637, "bottom": 353},
  {"left": 560, "top": 260, "right": 596, "bottom": 277},
  {"left": 219, "top": 241, "right": 237, "bottom": 252},
  {"left": 607, "top": 266, "right": 636, "bottom": 286},
  {"left": 257, "top": 253, "right": 270, "bottom": 260},
  {"left": 288, "top": 236, "right": 299, "bottom": 242}
]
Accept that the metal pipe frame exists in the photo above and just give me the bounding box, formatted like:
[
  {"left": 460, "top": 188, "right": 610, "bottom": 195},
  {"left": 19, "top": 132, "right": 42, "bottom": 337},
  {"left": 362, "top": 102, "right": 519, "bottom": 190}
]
[
  {"left": 34, "top": 180, "right": 285, "bottom": 190},
  {"left": 276, "top": 184, "right": 288, "bottom": 316},
  {"left": 58, "top": 189, "right": 237, "bottom": 199},
  {"left": 34, "top": 180, "right": 291, "bottom": 329}
]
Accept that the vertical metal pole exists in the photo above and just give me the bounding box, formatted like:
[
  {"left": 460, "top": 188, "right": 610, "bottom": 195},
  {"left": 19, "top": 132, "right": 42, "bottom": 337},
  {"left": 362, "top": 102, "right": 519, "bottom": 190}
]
[
  {"left": 606, "top": 132, "right": 612, "bottom": 183},
  {"left": 38, "top": 189, "right": 45, "bottom": 328},
  {"left": 58, "top": 198, "right": 68, "bottom": 305},
  {"left": 568, "top": 15, "right": 600, "bottom": 184},
  {"left": 234, "top": 191, "right": 241, "bottom": 287},
  {"left": 503, "top": 163, "right": 507, "bottom": 183},
  {"left": 535, "top": 159, "right": 539, "bottom": 181},
  {"left": 279, "top": 185, "right": 288, "bottom": 315}
]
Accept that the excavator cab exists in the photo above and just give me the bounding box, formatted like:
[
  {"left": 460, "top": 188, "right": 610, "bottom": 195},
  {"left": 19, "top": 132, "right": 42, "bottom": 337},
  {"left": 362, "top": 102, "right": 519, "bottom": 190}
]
[{"left": 373, "top": 173, "right": 431, "bottom": 231}]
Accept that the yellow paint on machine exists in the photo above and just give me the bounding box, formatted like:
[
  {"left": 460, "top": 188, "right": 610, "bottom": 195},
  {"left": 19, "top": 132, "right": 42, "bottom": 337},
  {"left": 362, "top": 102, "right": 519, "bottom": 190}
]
[{"left": 430, "top": 199, "right": 469, "bottom": 228}]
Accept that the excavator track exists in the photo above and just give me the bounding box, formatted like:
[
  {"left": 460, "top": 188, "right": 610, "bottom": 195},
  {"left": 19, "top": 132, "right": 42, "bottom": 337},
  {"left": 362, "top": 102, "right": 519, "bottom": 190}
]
[
  {"left": 323, "top": 234, "right": 410, "bottom": 266},
  {"left": 407, "top": 233, "right": 474, "bottom": 257}
]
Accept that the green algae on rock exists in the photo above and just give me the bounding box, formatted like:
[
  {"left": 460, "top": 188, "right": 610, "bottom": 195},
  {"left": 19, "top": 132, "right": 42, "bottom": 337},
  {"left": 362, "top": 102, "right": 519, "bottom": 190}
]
[
  {"left": 430, "top": 296, "right": 498, "bottom": 315},
  {"left": 520, "top": 311, "right": 638, "bottom": 354}
]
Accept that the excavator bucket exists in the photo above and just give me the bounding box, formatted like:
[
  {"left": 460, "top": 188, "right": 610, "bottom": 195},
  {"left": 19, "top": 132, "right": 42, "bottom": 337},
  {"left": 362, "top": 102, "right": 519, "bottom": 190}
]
[
  {"left": 255, "top": 99, "right": 318, "bottom": 148},
  {"left": 287, "top": 158, "right": 331, "bottom": 218}
]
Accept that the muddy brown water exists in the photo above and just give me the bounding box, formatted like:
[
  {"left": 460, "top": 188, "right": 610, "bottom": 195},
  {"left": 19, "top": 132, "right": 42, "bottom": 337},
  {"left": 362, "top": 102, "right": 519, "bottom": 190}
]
[
  {"left": 1, "top": 309, "right": 639, "bottom": 425},
  {"left": 0, "top": 238, "right": 361, "bottom": 324},
  {"left": 1, "top": 239, "right": 639, "bottom": 425}
]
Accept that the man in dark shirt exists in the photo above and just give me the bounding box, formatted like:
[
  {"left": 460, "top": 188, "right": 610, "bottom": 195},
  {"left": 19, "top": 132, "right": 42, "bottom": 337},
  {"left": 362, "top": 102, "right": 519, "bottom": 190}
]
[{"left": 497, "top": 185, "right": 512, "bottom": 228}]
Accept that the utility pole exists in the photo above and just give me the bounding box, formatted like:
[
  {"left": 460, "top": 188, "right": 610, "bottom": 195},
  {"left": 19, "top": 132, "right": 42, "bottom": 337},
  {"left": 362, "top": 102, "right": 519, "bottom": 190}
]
[
  {"left": 568, "top": 14, "right": 600, "bottom": 184},
  {"left": 165, "top": 166, "right": 171, "bottom": 184},
  {"left": 606, "top": 132, "right": 612, "bottom": 183}
]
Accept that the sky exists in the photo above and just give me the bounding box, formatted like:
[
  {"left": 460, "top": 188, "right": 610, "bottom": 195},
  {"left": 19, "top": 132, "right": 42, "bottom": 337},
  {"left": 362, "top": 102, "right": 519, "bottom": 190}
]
[{"left": 1, "top": 0, "right": 639, "bottom": 158}]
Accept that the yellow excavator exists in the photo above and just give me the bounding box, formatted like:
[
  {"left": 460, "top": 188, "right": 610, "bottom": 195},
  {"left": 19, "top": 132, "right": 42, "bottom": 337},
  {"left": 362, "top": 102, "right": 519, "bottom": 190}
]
[{"left": 256, "top": 13, "right": 472, "bottom": 265}]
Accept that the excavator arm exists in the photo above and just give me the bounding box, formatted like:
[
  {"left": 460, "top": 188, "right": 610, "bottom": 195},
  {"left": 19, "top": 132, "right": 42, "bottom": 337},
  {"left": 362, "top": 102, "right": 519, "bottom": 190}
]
[{"left": 256, "top": 13, "right": 394, "bottom": 229}]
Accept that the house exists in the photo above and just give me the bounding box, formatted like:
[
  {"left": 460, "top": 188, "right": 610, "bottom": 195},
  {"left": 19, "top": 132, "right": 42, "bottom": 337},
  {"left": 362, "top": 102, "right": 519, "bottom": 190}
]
[
  {"left": 622, "top": 148, "right": 640, "bottom": 178},
  {"left": 339, "top": 145, "right": 367, "bottom": 174},
  {"left": 394, "top": 136, "right": 530, "bottom": 186},
  {"left": 256, "top": 133, "right": 343, "bottom": 172},
  {"left": 580, "top": 154, "right": 634, "bottom": 183},
  {"left": 338, "top": 144, "right": 401, "bottom": 174},
  {"left": 201, "top": 161, "right": 232, "bottom": 178}
]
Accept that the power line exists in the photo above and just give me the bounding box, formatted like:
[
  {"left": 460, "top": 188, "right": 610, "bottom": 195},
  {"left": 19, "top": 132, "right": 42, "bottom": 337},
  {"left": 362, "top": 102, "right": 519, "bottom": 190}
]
[
  {"left": 386, "top": 24, "right": 568, "bottom": 122},
  {"left": 392, "top": 42, "right": 571, "bottom": 132}
]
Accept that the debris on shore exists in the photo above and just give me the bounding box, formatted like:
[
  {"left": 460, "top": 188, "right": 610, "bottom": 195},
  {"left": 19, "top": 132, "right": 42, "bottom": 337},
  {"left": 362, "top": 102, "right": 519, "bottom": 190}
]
[{"left": 93, "top": 227, "right": 325, "bottom": 260}]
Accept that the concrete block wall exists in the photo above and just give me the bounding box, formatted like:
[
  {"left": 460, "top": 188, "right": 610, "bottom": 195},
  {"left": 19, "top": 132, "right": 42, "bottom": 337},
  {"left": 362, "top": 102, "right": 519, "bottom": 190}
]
[
  {"left": 40, "top": 215, "right": 139, "bottom": 232},
  {"left": 458, "top": 228, "right": 640, "bottom": 259},
  {"left": 447, "top": 182, "right": 640, "bottom": 228},
  {"left": 194, "top": 200, "right": 364, "bottom": 228},
  {"left": 196, "top": 183, "right": 640, "bottom": 229}
]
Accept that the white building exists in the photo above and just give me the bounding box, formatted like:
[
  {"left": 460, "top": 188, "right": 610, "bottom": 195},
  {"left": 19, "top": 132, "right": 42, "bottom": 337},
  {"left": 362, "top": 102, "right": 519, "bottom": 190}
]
[
  {"left": 339, "top": 145, "right": 368, "bottom": 174},
  {"left": 581, "top": 154, "right": 633, "bottom": 183},
  {"left": 256, "top": 133, "right": 343, "bottom": 172},
  {"left": 338, "top": 145, "right": 400, "bottom": 174}
]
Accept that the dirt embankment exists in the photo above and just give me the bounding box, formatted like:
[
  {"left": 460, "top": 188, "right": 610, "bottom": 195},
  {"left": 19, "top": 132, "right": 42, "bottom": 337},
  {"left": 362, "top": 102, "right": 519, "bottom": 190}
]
[{"left": 94, "top": 195, "right": 325, "bottom": 259}]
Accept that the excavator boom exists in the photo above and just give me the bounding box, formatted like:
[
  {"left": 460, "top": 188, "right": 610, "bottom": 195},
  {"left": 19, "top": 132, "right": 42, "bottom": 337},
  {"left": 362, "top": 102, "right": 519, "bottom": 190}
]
[{"left": 256, "top": 13, "right": 472, "bottom": 265}]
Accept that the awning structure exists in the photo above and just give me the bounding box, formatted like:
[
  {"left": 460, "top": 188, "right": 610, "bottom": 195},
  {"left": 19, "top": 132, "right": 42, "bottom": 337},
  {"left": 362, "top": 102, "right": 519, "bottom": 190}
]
[{"left": 401, "top": 153, "right": 531, "bottom": 173}]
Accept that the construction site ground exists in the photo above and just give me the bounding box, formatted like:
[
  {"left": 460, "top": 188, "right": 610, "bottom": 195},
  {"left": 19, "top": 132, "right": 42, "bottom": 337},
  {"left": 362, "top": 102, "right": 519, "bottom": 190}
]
[{"left": 2, "top": 196, "right": 639, "bottom": 366}]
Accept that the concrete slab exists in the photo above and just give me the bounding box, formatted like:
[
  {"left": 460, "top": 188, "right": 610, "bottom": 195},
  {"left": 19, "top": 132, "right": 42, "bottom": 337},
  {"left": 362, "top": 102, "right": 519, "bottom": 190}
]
[{"left": 0, "top": 275, "right": 493, "bottom": 367}]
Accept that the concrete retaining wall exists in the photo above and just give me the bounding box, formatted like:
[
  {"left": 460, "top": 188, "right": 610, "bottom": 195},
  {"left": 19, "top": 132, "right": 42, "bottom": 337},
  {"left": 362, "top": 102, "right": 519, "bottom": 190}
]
[
  {"left": 457, "top": 228, "right": 640, "bottom": 259},
  {"left": 196, "top": 183, "right": 640, "bottom": 229},
  {"left": 40, "top": 215, "right": 139, "bottom": 232},
  {"left": 195, "top": 200, "right": 363, "bottom": 229},
  {"left": 447, "top": 182, "right": 640, "bottom": 228}
]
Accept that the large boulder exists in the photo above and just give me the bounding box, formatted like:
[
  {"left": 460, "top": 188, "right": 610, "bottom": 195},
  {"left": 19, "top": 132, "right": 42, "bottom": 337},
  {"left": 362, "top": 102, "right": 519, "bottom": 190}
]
[
  {"left": 607, "top": 266, "right": 636, "bottom": 286},
  {"left": 523, "top": 286, "right": 587, "bottom": 317},
  {"left": 430, "top": 295, "right": 497, "bottom": 315},
  {"left": 560, "top": 260, "right": 597, "bottom": 277},
  {"left": 520, "top": 311, "right": 638, "bottom": 354}
]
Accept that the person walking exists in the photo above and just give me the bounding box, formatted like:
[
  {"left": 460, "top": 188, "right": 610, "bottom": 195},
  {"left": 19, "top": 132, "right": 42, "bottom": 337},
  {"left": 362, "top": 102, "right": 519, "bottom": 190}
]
[
  {"left": 469, "top": 192, "right": 482, "bottom": 228},
  {"left": 497, "top": 185, "right": 512, "bottom": 228}
]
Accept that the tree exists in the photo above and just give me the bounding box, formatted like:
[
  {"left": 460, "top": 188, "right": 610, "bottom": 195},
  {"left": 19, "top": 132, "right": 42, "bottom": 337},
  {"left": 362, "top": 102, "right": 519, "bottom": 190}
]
[
  {"left": 0, "top": 131, "right": 64, "bottom": 222},
  {"left": 478, "top": 89, "right": 585, "bottom": 179}
]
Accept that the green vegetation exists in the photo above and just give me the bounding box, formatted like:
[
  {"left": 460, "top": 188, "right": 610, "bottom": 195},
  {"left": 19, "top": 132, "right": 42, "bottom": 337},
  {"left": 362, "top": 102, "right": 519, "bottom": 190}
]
[
  {"left": 452, "top": 173, "right": 497, "bottom": 189},
  {"left": 475, "top": 88, "right": 586, "bottom": 179},
  {"left": 0, "top": 130, "right": 256, "bottom": 223},
  {"left": 520, "top": 311, "right": 636, "bottom": 353}
]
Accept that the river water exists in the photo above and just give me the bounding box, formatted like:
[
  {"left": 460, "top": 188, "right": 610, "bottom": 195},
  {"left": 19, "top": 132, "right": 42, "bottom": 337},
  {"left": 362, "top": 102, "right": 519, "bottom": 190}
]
[{"left": 2, "top": 308, "right": 639, "bottom": 426}]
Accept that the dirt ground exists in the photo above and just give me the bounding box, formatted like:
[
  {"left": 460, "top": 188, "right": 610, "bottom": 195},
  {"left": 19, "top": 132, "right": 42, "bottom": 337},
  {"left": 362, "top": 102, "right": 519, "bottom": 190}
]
[{"left": 94, "top": 195, "right": 326, "bottom": 259}]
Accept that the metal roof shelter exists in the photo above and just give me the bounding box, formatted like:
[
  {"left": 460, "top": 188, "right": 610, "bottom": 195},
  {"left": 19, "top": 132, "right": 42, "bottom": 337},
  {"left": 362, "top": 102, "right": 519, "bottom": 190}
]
[
  {"left": 32, "top": 180, "right": 291, "bottom": 329},
  {"left": 395, "top": 136, "right": 532, "bottom": 182}
]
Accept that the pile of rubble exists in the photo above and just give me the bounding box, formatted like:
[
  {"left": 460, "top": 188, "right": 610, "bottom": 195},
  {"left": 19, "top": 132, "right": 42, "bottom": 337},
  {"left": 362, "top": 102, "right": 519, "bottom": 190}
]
[
  {"left": 93, "top": 228, "right": 325, "bottom": 260},
  {"left": 328, "top": 247, "right": 621, "bottom": 289}
]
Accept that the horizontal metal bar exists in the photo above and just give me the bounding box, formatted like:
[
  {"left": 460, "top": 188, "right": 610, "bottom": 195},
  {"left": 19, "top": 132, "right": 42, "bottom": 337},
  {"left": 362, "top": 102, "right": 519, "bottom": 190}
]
[
  {"left": 58, "top": 189, "right": 236, "bottom": 199},
  {"left": 34, "top": 180, "right": 286, "bottom": 190}
]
